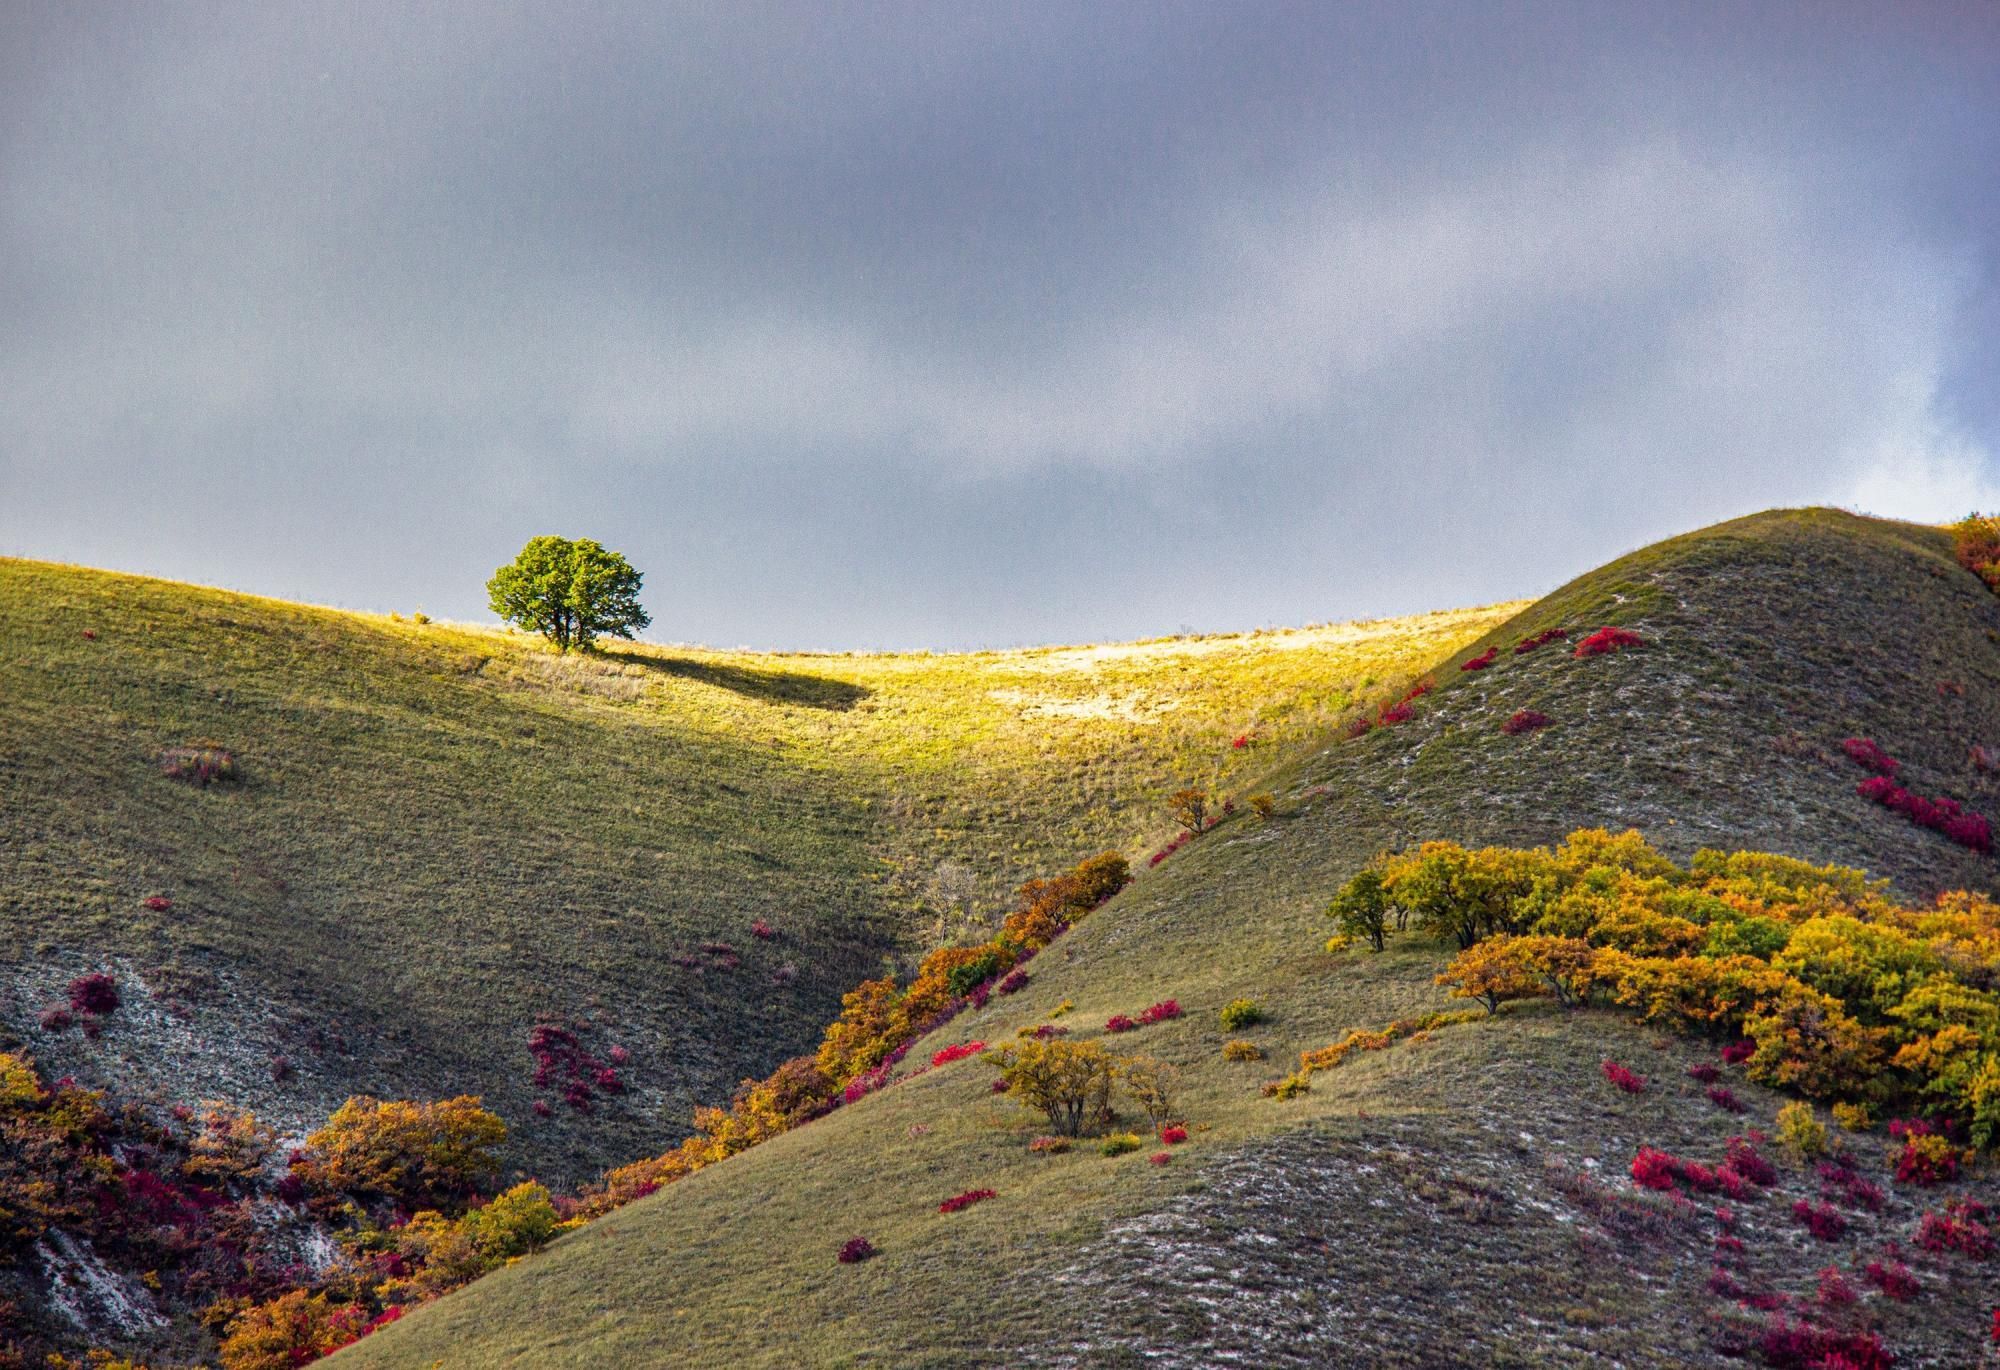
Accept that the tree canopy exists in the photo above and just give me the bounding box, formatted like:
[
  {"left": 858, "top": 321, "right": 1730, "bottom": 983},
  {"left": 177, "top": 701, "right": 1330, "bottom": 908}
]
[{"left": 487, "top": 536, "right": 651, "bottom": 652}]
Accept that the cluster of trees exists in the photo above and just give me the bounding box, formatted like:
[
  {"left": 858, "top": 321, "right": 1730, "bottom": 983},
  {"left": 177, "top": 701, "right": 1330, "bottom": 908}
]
[
  {"left": 1327, "top": 831, "right": 2000, "bottom": 1148},
  {"left": 581, "top": 850, "right": 1130, "bottom": 1214},
  {"left": 1952, "top": 513, "right": 2000, "bottom": 594},
  {"left": 0, "top": 1050, "right": 537, "bottom": 1370}
]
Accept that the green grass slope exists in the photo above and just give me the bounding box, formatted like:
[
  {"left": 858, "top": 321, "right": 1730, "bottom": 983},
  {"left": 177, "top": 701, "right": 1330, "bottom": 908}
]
[
  {"left": 0, "top": 557, "right": 1507, "bottom": 1181},
  {"left": 342, "top": 509, "right": 2000, "bottom": 1367}
]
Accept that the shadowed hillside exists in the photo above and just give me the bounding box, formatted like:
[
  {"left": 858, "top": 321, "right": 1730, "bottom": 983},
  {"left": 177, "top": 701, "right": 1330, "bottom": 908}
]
[
  {"left": 342, "top": 510, "right": 2000, "bottom": 1368},
  {"left": 0, "top": 558, "right": 1507, "bottom": 1188}
]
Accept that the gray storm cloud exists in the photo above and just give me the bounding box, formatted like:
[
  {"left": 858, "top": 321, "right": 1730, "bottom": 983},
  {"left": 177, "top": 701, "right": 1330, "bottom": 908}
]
[{"left": 2, "top": 2, "right": 1995, "bottom": 647}]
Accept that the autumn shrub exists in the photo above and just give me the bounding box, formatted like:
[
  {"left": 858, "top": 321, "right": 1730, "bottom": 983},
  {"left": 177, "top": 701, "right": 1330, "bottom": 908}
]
[
  {"left": 38, "top": 1006, "right": 72, "bottom": 1032},
  {"left": 1724, "top": 1135, "right": 1778, "bottom": 1188},
  {"left": 750, "top": 919, "right": 777, "bottom": 941},
  {"left": 1137, "top": 999, "right": 1182, "bottom": 1026},
  {"left": 67, "top": 973, "right": 120, "bottom": 1016},
  {"left": 987, "top": 1038, "right": 1115, "bottom": 1136},
  {"left": 1159, "top": 1124, "right": 1188, "bottom": 1145},
  {"left": 1573, "top": 625, "right": 1644, "bottom": 657},
  {"left": 937, "top": 1188, "right": 995, "bottom": 1214},
  {"left": 1793, "top": 1199, "right": 1847, "bottom": 1241},
  {"left": 1218, "top": 998, "right": 1263, "bottom": 1031},
  {"left": 294, "top": 1095, "right": 505, "bottom": 1213},
  {"left": 1832, "top": 1102, "right": 1872, "bottom": 1132},
  {"left": 1708, "top": 1087, "right": 1746, "bottom": 1113},
  {"left": 1893, "top": 1130, "right": 1961, "bottom": 1185},
  {"left": 1149, "top": 1151, "right": 1171, "bottom": 1165},
  {"left": 1514, "top": 627, "right": 1569, "bottom": 654},
  {"left": 1601, "top": 1060, "right": 1646, "bottom": 1094},
  {"left": 930, "top": 1041, "right": 986, "bottom": 1068},
  {"left": 1248, "top": 792, "right": 1276, "bottom": 820},
  {"left": 1687, "top": 1063, "right": 1721, "bottom": 1084},
  {"left": 1099, "top": 1132, "right": 1142, "bottom": 1156},
  {"left": 218, "top": 1290, "right": 368, "bottom": 1370},
  {"left": 160, "top": 744, "right": 240, "bottom": 787},
  {"left": 1119, "top": 1055, "right": 1181, "bottom": 1130},
  {"left": 1816, "top": 1266, "right": 1857, "bottom": 1308},
  {"left": 1751, "top": 1316, "right": 1890, "bottom": 1370},
  {"left": 1105, "top": 1014, "right": 1138, "bottom": 1033},
  {"left": 1817, "top": 1160, "right": 1884, "bottom": 1213},
  {"left": 1855, "top": 773, "right": 1995, "bottom": 853},
  {"left": 1028, "top": 1135, "right": 1069, "bottom": 1155},
  {"left": 996, "top": 969, "right": 1029, "bottom": 995},
  {"left": 1864, "top": 1257, "right": 1919, "bottom": 1301},
  {"left": 1840, "top": 738, "right": 1900, "bottom": 776},
  {"left": 1461, "top": 646, "right": 1498, "bottom": 671},
  {"left": 1916, "top": 1199, "right": 1994, "bottom": 1259},
  {"left": 1951, "top": 513, "right": 2000, "bottom": 592},
  {"left": 1721, "top": 1039, "right": 1756, "bottom": 1065},
  {"left": 1222, "top": 1040, "right": 1263, "bottom": 1062},
  {"left": 837, "top": 1236, "right": 876, "bottom": 1263},
  {"left": 142, "top": 895, "right": 173, "bottom": 912},
  {"left": 1776, "top": 1102, "right": 1828, "bottom": 1161},
  {"left": 1501, "top": 709, "right": 1550, "bottom": 735}
]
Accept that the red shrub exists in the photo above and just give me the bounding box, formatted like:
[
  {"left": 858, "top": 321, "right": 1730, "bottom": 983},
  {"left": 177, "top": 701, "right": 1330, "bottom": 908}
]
[
  {"left": 142, "top": 895, "right": 173, "bottom": 912},
  {"left": 1707, "top": 1086, "right": 1746, "bottom": 1113},
  {"left": 1148, "top": 1151, "right": 1171, "bottom": 1166},
  {"left": 1715, "top": 1235, "right": 1745, "bottom": 1258},
  {"left": 990, "top": 1077, "right": 1009, "bottom": 1093},
  {"left": 1841, "top": 738, "right": 1900, "bottom": 776},
  {"left": 837, "top": 1236, "right": 877, "bottom": 1263},
  {"left": 1793, "top": 1199, "right": 1848, "bottom": 1241},
  {"left": 996, "top": 969, "right": 1030, "bottom": 995},
  {"left": 1817, "top": 1159, "right": 1883, "bottom": 1213},
  {"left": 1573, "top": 626, "right": 1644, "bottom": 658},
  {"left": 1632, "top": 1146, "right": 1727, "bottom": 1194},
  {"left": 1502, "top": 710, "right": 1551, "bottom": 736},
  {"left": 1138, "top": 1000, "right": 1182, "bottom": 1025},
  {"left": 1232, "top": 733, "right": 1253, "bottom": 749},
  {"left": 1104, "top": 1015, "right": 1138, "bottom": 1034},
  {"left": 38, "top": 1006, "right": 72, "bottom": 1032},
  {"left": 1029, "top": 1024, "right": 1068, "bottom": 1040},
  {"left": 1461, "top": 647, "right": 1499, "bottom": 672},
  {"left": 1754, "top": 1317, "right": 1890, "bottom": 1370},
  {"left": 1864, "top": 1258, "right": 1918, "bottom": 1301},
  {"left": 1916, "top": 1200, "right": 1994, "bottom": 1259},
  {"left": 68, "top": 973, "right": 120, "bottom": 1016},
  {"left": 1345, "top": 717, "right": 1374, "bottom": 740},
  {"left": 1722, "top": 1039, "right": 1756, "bottom": 1065},
  {"left": 1725, "top": 1135, "right": 1777, "bottom": 1188},
  {"left": 1378, "top": 702, "right": 1415, "bottom": 726},
  {"left": 938, "top": 1188, "right": 995, "bottom": 1214},
  {"left": 930, "top": 1041, "right": 987, "bottom": 1068},
  {"left": 1893, "top": 1134, "right": 1960, "bottom": 1186},
  {"left": 1685, "top": 1062, "right": 1720, "bottom": 1084},
  {"left": 750, "top": 919, "right": 778, "bottom": 941},
  {"left": 1601, "top": 1060, "right": 1646, "bottom": 1093},
  {"left": 1816, "top": 1266, "right": 1857, "bottom": 1307},
  {"left": 1159, "top": 1125, "right": 1188, "bottom": 1145},
  {"left": 82, "top": 629, "right": 97, "bottom": 640},
  {"left": 1514, "top": 627, "right": 1569, "bottom": 654},
  {"left": 1707, "top": 1265, "right": 1741, "bottom": 1298},
  {"left": 532, "top": 1100, "right": 553, "bottom": 1118},
  {"left": 1856, "top": 776, "right": 1994, "bottom": 854}
]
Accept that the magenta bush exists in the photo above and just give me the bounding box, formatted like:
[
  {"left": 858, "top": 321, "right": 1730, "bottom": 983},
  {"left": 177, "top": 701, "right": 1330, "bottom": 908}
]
[
  {"left": 1461, "top": 646, "right": 1499, "bottom": 672},
  {"left": 751, "top": 919, "right": 778, "bottom": 941},
  {"left": 1841, "top": 738, "right": 1900, "bottom": 776},
  {"left": 938, "top": 1188, "right": 996, "bottom": 1214},
  {"left": 837, "top": 1236, "right": 877, "bottom": 1263},
  {"left": 1513, "top": 627, "right": 1569, "bottom": 654},
  {"left": 1601, "top": 1060, "right": 1646, "bottom": 1093},
  {"left": 1793, "top": 1199, "right": 1848, "bottom": 1241},
  {"left": 1707, "top": 1085, "right": 1746, "bottom": 1113},
  {"left": 930, "top": 1040, "right": 986, "bottom": 1068},
  {"left": 67, "top": 973, "right": 120, "bottom": 1016},
  {"left": 1721, "top": 1039, "right": 1755, "bottom": 1065},
  {"left": 996, "top": 969, "right": 1030, "bottom": 995},
  {"left": 1573, "top": 625, "right": 1644, "bottom": 658},
  {"left": 1864, "top": 1257, "right": 1918, "bottom": 1301},
  {"left": 1916, "top": 1200, "right": 1994, "bottom": 1259},
  {"left": 1502, "top": 709, "right": 1551, "bottom": 736}
]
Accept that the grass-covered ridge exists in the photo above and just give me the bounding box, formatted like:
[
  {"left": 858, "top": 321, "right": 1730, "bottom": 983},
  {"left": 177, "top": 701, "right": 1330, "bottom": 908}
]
[
  {"left": 340, "top": 508, "right": 2000, "bottom": 1368},
  {"left": 0, "top": 556, "right": 1509, "bottom": 1183}
]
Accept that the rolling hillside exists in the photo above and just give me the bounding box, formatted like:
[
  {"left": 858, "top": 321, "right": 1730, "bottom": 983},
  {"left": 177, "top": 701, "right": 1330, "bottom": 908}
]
[
  {"left": 340, "top": 509, "right": 2000, "bottom": 1368},
  {"left": 0, "top": 556, "right": 1509, "bottom": 1186}
]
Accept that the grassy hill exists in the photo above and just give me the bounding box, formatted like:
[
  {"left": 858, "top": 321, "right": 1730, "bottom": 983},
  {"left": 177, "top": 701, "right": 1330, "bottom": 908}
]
[
  {"left": 339, "top": 509, "right": 2000, "bottom": 1367},
  {"left": 0, "top": 556, "right": 1508, "bottom": 1183}
]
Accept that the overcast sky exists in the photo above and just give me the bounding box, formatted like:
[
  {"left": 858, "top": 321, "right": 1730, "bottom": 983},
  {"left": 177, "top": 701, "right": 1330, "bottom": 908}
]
[{"left": 4, "top": 3, "right": 1998, "bottom": 649}]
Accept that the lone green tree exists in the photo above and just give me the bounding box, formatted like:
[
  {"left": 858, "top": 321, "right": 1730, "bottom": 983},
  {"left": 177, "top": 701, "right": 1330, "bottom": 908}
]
[{"left": 487, "top": 536, "right": 651, "bottom": 652}]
